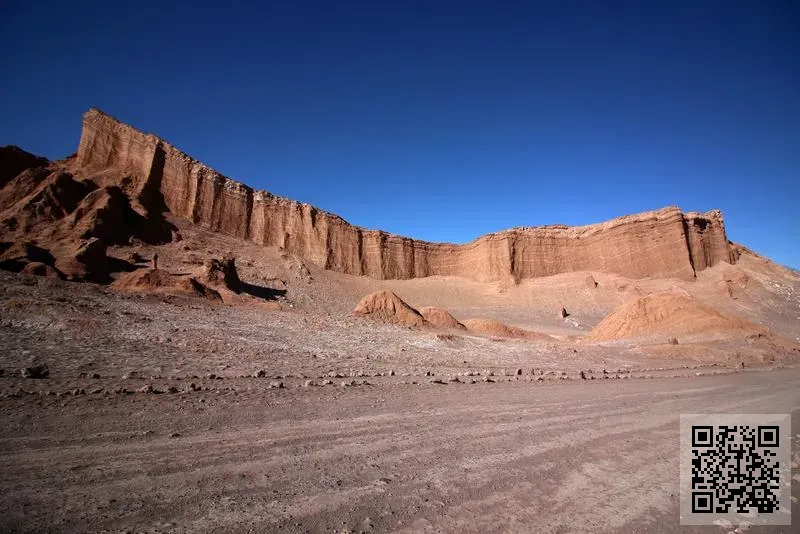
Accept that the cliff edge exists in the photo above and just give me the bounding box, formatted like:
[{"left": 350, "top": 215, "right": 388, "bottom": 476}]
[{"left": 7, "top": 109, "right": 738, "bottom": 283}]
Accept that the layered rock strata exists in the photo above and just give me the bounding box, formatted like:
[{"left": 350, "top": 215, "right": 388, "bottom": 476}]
[{"left": 74, "top": 109, "right": 737, "bottom": 282}]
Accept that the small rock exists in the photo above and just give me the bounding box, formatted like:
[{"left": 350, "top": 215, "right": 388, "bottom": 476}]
[
  {"left": 268, "top": 381, "right": 284, "bottom": 389},
  {"left": 483, "top": 377, "right": 495, "bottom": 383},
  {"left": 138, "top": 385, "right": 154, "bottom": 394},
  {"left": 169, "top": 432, "right": 181, "bottom": 438},
  {"left": 515, "top": 368, "right": 523, "bottom": 375},
  {"left": 21, "top": 364, "right": 49, "bottom": 379},
  {"left": 254, "top": 370, "right": 267, "bottom": 378},
  {"left": 303, "top": 380, "right": 315, "bottom": 387},
  {"left": 430, "top": 378, "right": 446, "bottom": 384}
]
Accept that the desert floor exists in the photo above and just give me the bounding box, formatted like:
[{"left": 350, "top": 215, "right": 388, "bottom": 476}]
[{"left": 0, "top": 271, "right": 798, "bottom": 533}]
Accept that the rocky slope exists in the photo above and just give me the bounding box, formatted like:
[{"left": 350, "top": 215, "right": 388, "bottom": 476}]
[{"left": 2, "top": 109, "right": 737, "bottom": 283}]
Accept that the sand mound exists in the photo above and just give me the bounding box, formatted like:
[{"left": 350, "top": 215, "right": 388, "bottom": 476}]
[
  {"left": 587, "top": 291, "right": 763, "bottom": 341},
  {"left": 419, "top": 307, "right": 465, "bottom": 329},
  {"left": 461, "top": 318, "right": 550, "bottom": 340},
  {"left": 352, "top": 291, "right": 425, "bottom": 327}
]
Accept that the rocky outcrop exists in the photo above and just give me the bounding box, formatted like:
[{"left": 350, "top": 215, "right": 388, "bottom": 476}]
[
  {"left": 198, "top": 256, "right": 241, "bottom": 292},
  {"left": 0, "top": 146, "right": 48, "bottom": 189},
  {"left": 419, "top": 307, "right": 466, "bottom": 330},
  {"left": 586, "top": 291, "right": 763, "bottom": 341},
  {"left": 57, "top": 109, "right": 738, "bottom": 282},
  {"left": 352, "top": 291, "right": 426, "bottom": 327}
]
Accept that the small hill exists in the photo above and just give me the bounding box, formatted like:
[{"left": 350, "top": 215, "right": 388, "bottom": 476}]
[
  {"left": 461, "top": 318, "right": 551, "bottom": 340},
  {"left": 419, "top": 306, "right": 466, "bottom": 330},
  {"left": 587, "top": 291, "right": 764, "bottom": 341},
  {"left": 352, "top": 291, "right": 426, "bottom": 327}
]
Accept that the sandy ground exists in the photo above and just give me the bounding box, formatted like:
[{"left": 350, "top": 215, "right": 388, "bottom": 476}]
[
  {"left": 0, "top": 268, "right": 798, "bottom": 533},
  {"left": 0, "top": 367, "right": 798, "bottom": 533}
]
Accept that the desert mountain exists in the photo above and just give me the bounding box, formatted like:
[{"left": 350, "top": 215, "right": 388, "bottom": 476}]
[{"left": 1, "top": 109, "right": 739, "bottom": 285}]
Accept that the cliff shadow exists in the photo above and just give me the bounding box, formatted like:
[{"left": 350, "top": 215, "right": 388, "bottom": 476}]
[
  {"left": 135, "top": 144, "right": 177, "bottom": 244},
  {"left": 238, "top": 280, "right": 287, "bottom": 301}
]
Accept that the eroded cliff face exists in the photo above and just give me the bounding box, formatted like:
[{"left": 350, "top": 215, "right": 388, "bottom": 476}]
[{"left": 75, "top": 109, "right": 735, "bottom": 282}]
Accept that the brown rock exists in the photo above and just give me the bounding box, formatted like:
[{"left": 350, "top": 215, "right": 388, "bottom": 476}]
[
  {"left": 0, "top": 145, "right": 49, "bottom": 189},
  {"left": 21, "top": 364, "right": 49, "bottom": 379},
  {"left": 72, "top": 109, "right": 736, "bottom": 283},
  {"left": 21, "top": 261, "right": 60, "bottom": 278},
  {"left": 199, "top": 255, "right": 241, "bottom": 291},
  {"left": 352, "top": 291, "right": 425, "bottom": 327},
  {"left": 418, "top": 307, "right": 466, "bottom": 329}
]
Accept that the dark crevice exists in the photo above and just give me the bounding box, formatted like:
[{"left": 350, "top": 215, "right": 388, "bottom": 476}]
[{"left": 680, "top": 217, "right": 697, "bottom": 277}]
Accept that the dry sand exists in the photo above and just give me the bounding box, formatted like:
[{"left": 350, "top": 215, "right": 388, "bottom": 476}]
[{"left": 0, "top": 266, "right": 798, "bottom": 533}]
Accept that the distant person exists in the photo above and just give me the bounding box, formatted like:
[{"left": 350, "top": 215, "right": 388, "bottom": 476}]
[{"left": 152, "top": 253, "right": 159, "bottom": 270}]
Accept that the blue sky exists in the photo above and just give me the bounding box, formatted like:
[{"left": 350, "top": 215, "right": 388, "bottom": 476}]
[{"left": 1, "top": 1, "right": 798, "bottom": 268}]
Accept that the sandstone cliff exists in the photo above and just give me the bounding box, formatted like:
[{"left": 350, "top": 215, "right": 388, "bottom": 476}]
[{"left": 11, "top": 109, "right": 738, "bottom": 283}]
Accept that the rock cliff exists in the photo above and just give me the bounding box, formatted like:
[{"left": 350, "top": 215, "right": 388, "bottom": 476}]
[{"left": 34, "top": 109, "right": 740, "bottom": 282}]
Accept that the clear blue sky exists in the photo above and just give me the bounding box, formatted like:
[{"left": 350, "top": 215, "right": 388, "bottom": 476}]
[{"left": 1, "top": 1, "right": 798, "bottom": 268}]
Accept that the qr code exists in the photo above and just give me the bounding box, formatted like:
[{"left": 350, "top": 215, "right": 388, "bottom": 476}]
[{"left": 680, "top": 414, "right": 791, "bottom": 526}]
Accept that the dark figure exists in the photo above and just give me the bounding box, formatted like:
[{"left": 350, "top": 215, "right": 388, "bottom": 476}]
[{"left": 152, "top": 253, "right": 159, "bottom": 270}]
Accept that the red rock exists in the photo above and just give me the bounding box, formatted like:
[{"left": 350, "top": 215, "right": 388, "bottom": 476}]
[{"left": 74, "top": 109, "right": 736, "bottom": 283}]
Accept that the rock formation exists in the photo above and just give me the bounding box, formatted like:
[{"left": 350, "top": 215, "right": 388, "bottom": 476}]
[
  {"left": 113, "top": 268, "right": 223, "bottom": 301},
  {"left": 418, "top": 307, "right": 466, "bottom": 330},
  {"left": 1, "top": 109, "right": 739, "bottom": 284},
  {"left": 352, "top": 291, "right": 426, "bottom": 327},
  {"left": 198, "top": 256, "right": 241, "bottom": 292},
  {"left": 72, "top": 109, "right": 736, "bottom": 283},
  {"left": 586, "top": 291, "right": 764, "bottom": 341}
]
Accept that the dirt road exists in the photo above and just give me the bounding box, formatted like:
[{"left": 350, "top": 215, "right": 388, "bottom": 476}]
[{"left": 1, "top": 368, "right": 797, "bottom": 533}]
